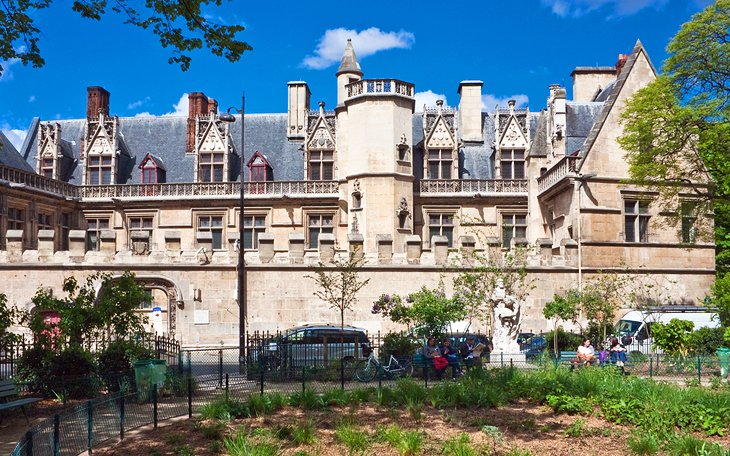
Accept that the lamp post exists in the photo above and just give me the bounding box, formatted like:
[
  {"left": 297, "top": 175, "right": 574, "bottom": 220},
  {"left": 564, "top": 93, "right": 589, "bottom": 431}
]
[
  {"left": 576, "top": 172, "right": 597, "bottom": 295},
  {"left": 219, "top": 93, "right": 246, "bottom": 368}
]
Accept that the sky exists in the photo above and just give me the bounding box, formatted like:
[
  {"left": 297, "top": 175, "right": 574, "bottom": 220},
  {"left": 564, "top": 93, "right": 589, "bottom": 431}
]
[{"left": 0, "top": 0, "right": 713, "bottom": 151}]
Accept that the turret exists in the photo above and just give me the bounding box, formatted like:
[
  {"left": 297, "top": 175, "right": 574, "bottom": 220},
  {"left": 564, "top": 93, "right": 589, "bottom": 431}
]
[{"left": 336, "top": 39, "right": 363, "bottom": 106}]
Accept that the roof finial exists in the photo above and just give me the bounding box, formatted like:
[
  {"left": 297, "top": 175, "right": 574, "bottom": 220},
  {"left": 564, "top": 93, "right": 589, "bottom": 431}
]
[{"left": 337, "top": 39, "right": 363, "bottom": 77}]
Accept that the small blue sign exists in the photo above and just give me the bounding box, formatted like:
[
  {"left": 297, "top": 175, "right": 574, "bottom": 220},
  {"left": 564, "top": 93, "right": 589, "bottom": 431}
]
[{"left": 152, "top": 306, "right": 162, "bottom": 312}]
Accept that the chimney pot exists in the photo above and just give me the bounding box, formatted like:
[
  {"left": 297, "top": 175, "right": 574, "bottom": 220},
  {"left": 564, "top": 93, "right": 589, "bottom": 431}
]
[
  {"left": 86, "top": 86, "right": 110, "bottom": 119},
  {"left": 616, "top": 54, "right": 629, "bottom": 76}
]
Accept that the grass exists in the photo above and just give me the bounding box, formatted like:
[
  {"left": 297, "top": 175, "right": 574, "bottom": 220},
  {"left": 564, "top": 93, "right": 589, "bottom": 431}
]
[
  {"left": 223, "top": 427, "right": 279, "bottom": 456},
  {"left": 292, "top": 419, "right": 317, "bottom": 445},
  {"left": 334, "top": 423, "right": 369, "bottom": 455},
  {"left": 627, "top": 431, "right": 660, "bottom": 455},
  {"left": 442, "top": 433, "right": 477, "bottom": 456}
]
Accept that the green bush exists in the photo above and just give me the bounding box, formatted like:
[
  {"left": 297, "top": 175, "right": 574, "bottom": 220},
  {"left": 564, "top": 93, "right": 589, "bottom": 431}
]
[
  {"left": 380, "top": 331, "right": 419, "bottom": 358},
  {"left": 47, "top": 347, "right": 100, "bottom": 398},
  {"left": 543, "top": 329, "right": 584, "bottom": 354},
  {"left": 689, "top": 327, "right": 726, "bottom": 354},
  {"left": 16, "top": 345, "right": 52, "bottom": 393}
]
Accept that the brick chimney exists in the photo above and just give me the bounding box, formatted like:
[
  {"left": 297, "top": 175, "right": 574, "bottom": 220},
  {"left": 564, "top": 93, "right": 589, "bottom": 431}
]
[
  {"left": 187, "top": 92, "right": 209, "bottom": 152},
  {"left": 86, "top": 86, "right": 110, "bottom": 119},
  {"left": 616, "top": 54, "right": 629, "bottom": 76},
  {"left": 208, "top": 98, "right": 218, "bottom": 115}
]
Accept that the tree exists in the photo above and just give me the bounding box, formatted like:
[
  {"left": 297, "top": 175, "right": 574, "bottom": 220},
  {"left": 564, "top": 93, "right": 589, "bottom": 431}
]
[
  {"left": 0, "top": 293, "right": 24, "bottom": 349},
  {"left": 372, "top": 286, "right": 466, "bottom": 339},
  {"left": 618, "top": 0, "right": 730, "bottom": 240},
  {"left": 306, "top": 255, "right": 370, "bottom": 333},
  {"left": 0, "top": 0, "right": 251, "bottom": 76},
  {"left": 25, "top": 271, "right": 148, "bottom": 347},
  {"left": 543, "top": 290, "right": 580, "bottom": 355},
  {"left": 652, "top": 318, "right": 695, "bottom": 356}
]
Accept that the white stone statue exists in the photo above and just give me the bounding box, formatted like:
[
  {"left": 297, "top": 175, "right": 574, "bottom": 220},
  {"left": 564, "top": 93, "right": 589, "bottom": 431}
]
[{"left": 490, "top": 278, "right": 522, "bottom": 355}]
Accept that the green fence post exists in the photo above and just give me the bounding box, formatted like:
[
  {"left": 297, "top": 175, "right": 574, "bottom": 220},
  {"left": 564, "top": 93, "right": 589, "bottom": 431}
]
[
  {"left": 152, "top": 384, "right": 158, "bottom": 428},
  {"left": 259, "top": 367, "right": 264, "bottom": 395},
  {"left": 25, "top": 430, "right": 33, "bottom": 456},
  {"left": 649, "top": 355, "right": 653, "bottom": 378},
  {"left": 187, "top": 376, "right": 193, "bottom": 418},
  {"left": 340, "top": 361, "right": 345, "bottom": 391},
  {"left": 186, "top": 351, "right": 191, "bottom": 376},
  {"left": 218, "top": 349, "right": 223, "bottom": 389},
  {"left": 225, "top": 373, "right": 229, "bottom": 401},
  {"left": 119, "top": 395, "right": 125, "bottom": 440},
  {"left": 697, "top": 353, "right": 702, "bottom": 385},
  {"left": 178, "top": 351, "right": 183, "bottom": 376},
  {"left": 301, "top": 366, "right": 306, "bottom": 394},
  {"left": 501, "top": 352, "right": 504, "bottom": 368},
  {"left": 87, "top": 400, "right": 93, "bottom": 453},
  {"left": 53, "top": 414, "right": 60, "bottom": 456}
]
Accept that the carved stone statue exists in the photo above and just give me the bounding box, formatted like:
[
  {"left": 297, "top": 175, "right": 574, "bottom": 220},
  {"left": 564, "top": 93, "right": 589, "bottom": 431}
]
[
  {"left": 351, "top": 214, "right": 359, "bottom": 234},
  {"left": 490, "top": 278, "right": 522, "bottom": 354}
]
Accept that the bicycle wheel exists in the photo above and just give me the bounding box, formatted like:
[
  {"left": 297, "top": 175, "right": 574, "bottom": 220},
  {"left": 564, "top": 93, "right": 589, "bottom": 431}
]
[
  {"left": 392, "top": 360, "right": 413, "bottom": 379},
  {"left": 354, "top": 359, "right": 378, "bottom": 382}
]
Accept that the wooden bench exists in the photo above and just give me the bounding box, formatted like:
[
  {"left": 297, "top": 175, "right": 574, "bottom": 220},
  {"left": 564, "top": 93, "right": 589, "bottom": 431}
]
[{"left": 0, "top": 380, "right": 42, "bottom": 424}]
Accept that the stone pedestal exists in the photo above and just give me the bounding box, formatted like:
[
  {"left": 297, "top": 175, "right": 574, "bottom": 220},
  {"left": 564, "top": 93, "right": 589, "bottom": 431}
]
[
  {"left": 318, "top": 233, "right": 335, "bottom": 263},
  {"left": 348, "top": 233, "right": 364, "bottom": 261},
  {"left": 257, "top": 233, "right": 275, "bottom": 263},
  {"left": 376, "top": 234, "right": 393, "bottom": 264},
  {"left": 288, "top": 233, "right": 304, "bottom": 264},
  {"left": 405, "top": 235, "right": 421, "bottom": 264},
  {"left": 432, "top": 235, "right": 448, "bottom": 265}
]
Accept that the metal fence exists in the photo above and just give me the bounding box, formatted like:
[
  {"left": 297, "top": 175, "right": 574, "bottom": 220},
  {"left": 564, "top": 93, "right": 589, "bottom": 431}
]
[{"left": 11, "top": 349, "right": 730, "bottom": 456}]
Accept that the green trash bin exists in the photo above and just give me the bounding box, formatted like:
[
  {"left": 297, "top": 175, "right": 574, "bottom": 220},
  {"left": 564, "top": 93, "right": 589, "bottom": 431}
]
[
  {"left": 717, "top": 347, "right": 730, "bottom": 379},
  {"left": 133, "top": 359, "right": 167, "bottom": 402}
]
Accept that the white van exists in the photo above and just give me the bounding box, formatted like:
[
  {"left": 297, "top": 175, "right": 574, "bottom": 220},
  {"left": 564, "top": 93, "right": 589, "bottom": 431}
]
[{"left": 613, "top": 306, "right": 720, "bottom": 353}]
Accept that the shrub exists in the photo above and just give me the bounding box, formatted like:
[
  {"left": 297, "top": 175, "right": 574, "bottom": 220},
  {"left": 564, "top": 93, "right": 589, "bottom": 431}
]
[
  {"left": 16, "top": 345, "right": 52, "bottom": 393},
  {"left": 689, "top": 327, "right": 726, "bottom": 354},
  {"left": 543, "top": 329, "right": 584, "bottom": 354},
  {"left": 546, "top": 394, "right": 593, "bottom": 415},
  {"left": 380, "top": 332, "right": 419, "bottom": 358},
  {"left": 335, "top": 424, "right": 369, "bottom": 455},
  {"left": 292, "top": 419, "right": 317, "bottom": 445},
  {"left": 626, "top": 431, "right": 660, "bottom": 455},
  {"left": 46, "top": 347, "right": 99, "bottom": 398}
]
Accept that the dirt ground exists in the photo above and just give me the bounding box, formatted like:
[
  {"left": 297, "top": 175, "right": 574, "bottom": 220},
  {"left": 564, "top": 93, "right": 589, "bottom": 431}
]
[
  {"left": 93, "top": 400, "right": 632, "bottom": 456},
  {"left": 0, "top": 398, "right": 86, "bottom": 455}
]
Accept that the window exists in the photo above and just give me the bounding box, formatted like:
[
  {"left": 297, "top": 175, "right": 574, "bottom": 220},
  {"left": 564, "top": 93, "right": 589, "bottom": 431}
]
[
  {"left": 243, "top": 215, "right": 266, "bottom": 250},
  {"left": 199, "top": 152, "right": 224, "bottom": 182},
  {"left": 8, "top": 208, "right": 24, "bottom": 231},
  {"left": 142, "top": 166, "right": 157, "bottom": 184},
  {"left": 681, "top": 202, "right": 697, "bottom": 244},
  {"left": 502, "top": 213, "right": 527, "bottom": 248},
  {"left": 307, "top": 214, "right": 334, "bottom": 248},
  {"left": 38, "top": 213, "right": 53, "bottom": 231},
  {"left": 625, "top": 200, "right": 650, "bottom": 243},
  {"left": 501, "top": 149, "right": 525, "bottom": 179},
  {"left": 427, "top": 149, "right": 452, "bottom": 179},
  {"left": 60, "top": 213, "right": 71, "bottom": 250},
  {"left": 308, "top": 151, "right": 334, "bottom": 180},
  {"left": 41, "top": 158, "right": 54, "bottom": 179},
  {"left": 428, "top": 213, "right": 454, "bottom": 246},
  {"left": 198, "top": 215, "right": 224, "bottom": 249},
  {"left": 86, "top": 218, "right": 109, "bottom": 251},
  {"left": 87, "top": 156, "right": 112, "bottom": 185},
  {"left": 128, "top": 216, "right": 153, "bottom": 247}
]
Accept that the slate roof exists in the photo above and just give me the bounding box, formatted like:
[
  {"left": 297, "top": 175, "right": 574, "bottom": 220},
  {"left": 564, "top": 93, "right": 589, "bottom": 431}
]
[
  {"left": 18, "top": 94, "right": 606, "bottom": 183},
  {"left": 0, "top": 130, "right": 34, "bottom": 172}
]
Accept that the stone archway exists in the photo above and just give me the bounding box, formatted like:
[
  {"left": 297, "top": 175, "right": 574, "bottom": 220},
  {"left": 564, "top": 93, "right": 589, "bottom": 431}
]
[{"left": 107, "top": 275, "right": 184, "bottom": 338}]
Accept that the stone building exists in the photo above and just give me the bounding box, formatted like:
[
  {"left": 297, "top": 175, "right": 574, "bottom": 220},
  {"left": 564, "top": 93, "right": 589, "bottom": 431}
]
[{"left": 0, "top": 40, "right": 714, "bottom": 347}]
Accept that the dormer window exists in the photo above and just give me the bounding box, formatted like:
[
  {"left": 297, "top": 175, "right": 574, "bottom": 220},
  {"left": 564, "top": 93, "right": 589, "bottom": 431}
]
[
  {"left": 247, "top": 151, "right": 273, "bottom": 182},
  {"left": 41, "top": 158, "right": 54, "bottom": 179},
  {"left": 88, "top": 156, "right": 113, "bottom": 185},
  {"left": 139, "top": 153, "right": 167, "bottom": 184},
  {"left": 501, "top": 149, "right": 525, "bottom": 179},
  {"left": 200, "top": 152, "right": 224, "bottom": 182}
]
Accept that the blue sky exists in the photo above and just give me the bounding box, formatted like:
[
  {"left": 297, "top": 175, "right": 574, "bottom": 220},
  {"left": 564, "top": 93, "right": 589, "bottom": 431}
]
[{"left": 0, "top": 0, "right": 712, "bottom": 150}]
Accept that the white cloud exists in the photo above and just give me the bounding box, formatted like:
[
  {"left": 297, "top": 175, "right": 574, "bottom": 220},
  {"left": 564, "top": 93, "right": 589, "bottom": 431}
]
[
  {"left": 542, "top": 0, "right": 667, "bottom": 17},
  {"left": 302, "top": 27, "right": 415, "bottom": 70},
  {"left": 28, "top": 95, "right": 36, "bottom": 103},
  {"left": 127, "top": 97, "right": 150, "bottom": 110},
  {"left": 163, "top": 93, "right": 189, "bottom": 117},
  {"left": 1, "top": 124, "right": 28, "bottom": 151},
  {"left": 481, "top": 94, "right": 529, "bottom": 110},
  {"left": 133, "top": 112, "right": 154, "bottom": 118},
  {"left": 0, "top": 57, "right": 20, "bottom": 82},
  {"left": 414, "top": 91, "right": 448, "bottom": 112}
]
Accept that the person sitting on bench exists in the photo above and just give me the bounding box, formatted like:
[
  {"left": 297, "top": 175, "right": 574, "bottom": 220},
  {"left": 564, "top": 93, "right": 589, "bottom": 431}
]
[
  {"left": 576, "top": 337, "right": 596, "bottom": 366},
  {"left": 609, "top": 337, "right": 627, "bottom": 366}
]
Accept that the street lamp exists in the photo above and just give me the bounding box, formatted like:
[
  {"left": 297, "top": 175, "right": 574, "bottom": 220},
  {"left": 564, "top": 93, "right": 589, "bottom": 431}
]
[
  {"left": 576, "top": 172, "right": 597, "bottom": 295},
  {"left": 219, "top": 93, "right": 246, "bottom": 368}
]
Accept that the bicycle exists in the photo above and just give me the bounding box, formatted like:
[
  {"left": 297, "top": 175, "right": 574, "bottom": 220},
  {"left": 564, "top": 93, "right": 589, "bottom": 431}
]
[{"left": 354, "top": 344, "right": 413, "bottom": 382}]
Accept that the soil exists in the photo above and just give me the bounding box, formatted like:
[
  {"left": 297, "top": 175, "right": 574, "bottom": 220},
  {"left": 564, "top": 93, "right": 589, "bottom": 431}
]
[
  {"left": 0, "top": 398, "right": 86, "bottom": 455},
  {"left": 92, "top": 400, "right": 632, "bottom": 456}
]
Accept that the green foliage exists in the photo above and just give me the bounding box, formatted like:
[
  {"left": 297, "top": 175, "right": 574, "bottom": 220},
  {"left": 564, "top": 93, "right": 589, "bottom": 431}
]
[
  {"left": 544, "top": 290, "right": 580, "bottom": 353},
  {"left": 307, "top": 255, "right": 370, "bottom": 331},
  {"left": 97, "top": 340, "right": 156, "bottom": 391},
  {"left": 0, "top": 293, "right": 24, "bottom": 350},
  {"left": 667, "top": 434, "right": 729, "bottom": 456},
  {"left": 199, "top": 396, "right": 249, "bottom": 421},
  {"left": 197, "top": 420, "right": 226, "bottom": 440},
  {"left": 710, "top": 272, "right": 730, "bottom": 326},
  {"left": 652, "top": 318, "right": 695, "bottom": 356},
  {"left": 334, "top": 424, "right": 369, "bottom": 455},
  {"left": 372, "top": 287, "right": 465, "bottom": 339},
  {"left": 379, "top": 331, "right": 419, "bottom": 358},
  {"left": 289, "top": 388, "right": 325, "bottom": 410},
  {"left": 25, "top": 272, "right": 148, "bottom": 347},
  {"left": 16, "top": 345, "right": 52, "bottom": 393},
  {"left": 627, "top": 431, "right": 661, "bottom": 455},
  {"left": 563, "top": 418, "right": 586, "bottom": 437},
  {"left": 292, "top": 419, "right": 317, "bottom": 445},
  {"left": 224, "top": 427, "right": 279, "bottom": 456},
  {"left": 546, "top": 394, "right": 593, "bottom": 415},
  {"left": 46, "top": 347, "right": 99, "bottom": 398},
  {"left": 689, "top": 327, "right": 727, "bottom": 354},
  {"left": 543, "top": 328, "right": 584, "bottom": 354},
  {"left": 441, "top": 433, "right": 476, "bottom": 456},
  {"left": 0, "top": 0, "right": 251, "bottom": 77},
  {"left": 375, "top": 425, "right": 422, "bottom": 456}
]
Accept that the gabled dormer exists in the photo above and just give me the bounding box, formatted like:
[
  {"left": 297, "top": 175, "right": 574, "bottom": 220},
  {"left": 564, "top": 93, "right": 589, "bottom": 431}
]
[
  {"left": 139, "top": 153, "right": 167, "bottom": 184},
  {"left": 247, "top": 151, "right": 273, "bottom": 182},
  {"left": 495, "top": 100, "right": 530, "bottom": 179},
  {"left": 36, "top": 123, "right": 61, "bottom": 179},
  {"left": 304, "top": 101, "right": 336, "bottom": 180},
  {"left": 423, "top": 100, "right": 457, "bottom": 179},
  {"left": 187, "top": 93, "right": 237, "bottom": 183},
  {"left": 82, "top": 87, "right": 124, "bottom": 185}
]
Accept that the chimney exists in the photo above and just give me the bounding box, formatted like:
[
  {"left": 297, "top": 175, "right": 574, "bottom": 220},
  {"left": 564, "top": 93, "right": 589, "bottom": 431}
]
[
  {"left": 548, "top": 84, "right": 567, "bottom": 155},
  {"left": 86, "top": 86, "right": 110, "bottom": 119},
  {"left": 615, "top": 54, "right": 629, "bottom": 76},
  {"left": 570, "top": 66, "right": 616, "bottom": 102},
  {"left": 208, "top": 98, "right": 218, "bottom": 115},
  {"left": 187, "top": 92, "right": 209, "bottom": 152},
  {"left": 287, "top": 81, "right": 311, "bottom": 139},
  {"left": 458, "top": 80, "right": 483, "bottom": 142}
]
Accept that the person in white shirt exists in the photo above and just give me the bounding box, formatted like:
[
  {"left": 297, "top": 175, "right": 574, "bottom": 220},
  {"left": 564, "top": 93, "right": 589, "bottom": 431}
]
[{"left": 576, "top": 337, "right": 596, "bottom": 366}]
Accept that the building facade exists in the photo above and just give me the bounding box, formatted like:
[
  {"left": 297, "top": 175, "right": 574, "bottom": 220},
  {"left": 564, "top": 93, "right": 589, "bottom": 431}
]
[{"left": 0, "top": 40, "right": 714, "bottom": 347}]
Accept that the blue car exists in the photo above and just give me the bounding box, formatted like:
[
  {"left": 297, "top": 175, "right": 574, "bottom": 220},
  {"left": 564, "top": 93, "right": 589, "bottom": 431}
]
[{"left": 520, "top": 335, "right": 547, "bottom": 360}]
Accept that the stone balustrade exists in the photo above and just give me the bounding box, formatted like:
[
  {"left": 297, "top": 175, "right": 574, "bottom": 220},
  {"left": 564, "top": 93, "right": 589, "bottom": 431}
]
[
  {"left": 345, "top": 79, "right": 415, "bottom": 100},
  {"left": 419, "top": 179, "right": 527, "bottom": 194},
  {"left": 537, "top": 156, "right": 579, "bottom": 194},
  {"left": 0, "top": 164, "right": 79, "bottom": 198}
]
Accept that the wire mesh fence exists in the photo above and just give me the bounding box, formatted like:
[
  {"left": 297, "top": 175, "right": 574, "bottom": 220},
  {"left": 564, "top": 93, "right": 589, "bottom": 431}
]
[{"left": 10, "top": 339, "right": 730, "bottom": 455}]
